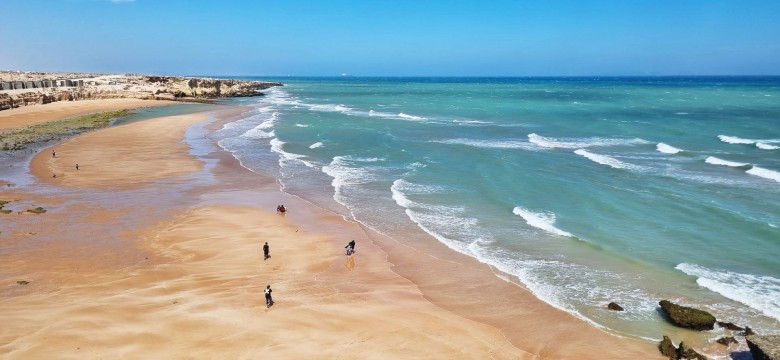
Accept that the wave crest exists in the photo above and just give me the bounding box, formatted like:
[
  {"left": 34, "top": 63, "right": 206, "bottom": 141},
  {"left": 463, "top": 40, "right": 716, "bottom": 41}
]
[
  {"left": 513, "top": 207, "right": 572, "bottom": 237},
  {"left": 528, "top": 133, "right": 648, "bottom": 149},
  {"left": 676, "top": 263, "right": 780, "bottom": 321},
  {"left": 656, "top": 142, "right": 683, "bottom": 154}
]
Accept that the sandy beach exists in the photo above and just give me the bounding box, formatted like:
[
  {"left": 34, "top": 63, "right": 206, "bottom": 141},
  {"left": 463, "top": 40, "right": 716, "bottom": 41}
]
[
  {"left": 0, "top": 101, "right": 662, "bottom": 359},
  {"left": 0, "top": 99, "right": 176, "bottom": 131}
]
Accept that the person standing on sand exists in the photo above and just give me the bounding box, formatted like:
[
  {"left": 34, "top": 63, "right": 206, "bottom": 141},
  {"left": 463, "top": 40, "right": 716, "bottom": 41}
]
[
  {"left": 75, "top": 163, "right": 79, "bottom": 170},
  {"left": 264, "top": 285, "right": 273, "bottom": 307},
  {"left": 52, "top": 150, "right": 55, "bottom": 158},
  {"left": 263, "top": 242, "right": 270, "bottom": 260}
]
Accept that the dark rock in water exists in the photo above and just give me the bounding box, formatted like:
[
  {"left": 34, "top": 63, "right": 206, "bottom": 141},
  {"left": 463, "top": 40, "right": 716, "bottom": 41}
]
[
  {"left": 746, "top": 335, "right": 780, "bottom": 360},
  {"left": 717, "top": 321, "right": 744, "bottom": 331},
  {"left": 659, "top": 336, "right": 679, "bottom": 359},
  {"left": 659, "top": 300, "right": 716, "bottom": 330},
  {"left": 678, "top": 341, "right": 708, "bottom": 360},
  {"left": 745, "top": 326, "right": 756, "bottom": 336},
  {"left": 607, "top": 302, "right": 624, "bottom": 311},
  {"left": 716, "top": 336, "right": 738, "bottom": 346}
]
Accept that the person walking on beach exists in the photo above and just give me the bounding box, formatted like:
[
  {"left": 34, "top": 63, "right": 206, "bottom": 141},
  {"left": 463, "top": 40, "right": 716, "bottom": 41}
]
[
  {"left": 52, "top": 150, "right": 55, "bottom": 158},
  {"left": 75, "top": 163, "right": 79, "bottom": 170},
  {"left": 263, "top": 242, "right": 270, "bottom": 260},
  {"left": 345, "top": 240, "right": 356, "bottom": 255},
  {"left": 264, "top": 285, "right": 273, "bottom": 307}
]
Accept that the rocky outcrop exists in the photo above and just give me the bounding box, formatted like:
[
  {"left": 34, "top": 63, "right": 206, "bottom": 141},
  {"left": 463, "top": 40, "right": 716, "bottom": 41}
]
[
  {"left": 717, "top": 321, "right": 744, "bottom": 331},
  {"left": 1, "top": 72, "right": 283, "bottom": 112},
  {"left": 747, "top": 335, "right": 780, "bottom": 360},
  {"left": 162, "top": 77, "right": 282, "bottom": 98},
  {"left": 659, "top": 300, "right": 716, "bottom": 330},
  {"left": 607, "top": 302, "right": 624, "bottom": 311},
  {"left": 658, "top": 336, "right": 709, "bottom": 360},
  {"left": 716, "top": 337, "right": 737, "bottom": 346},
  {"left": 678, "top": 342, "right": 707, "bottom": 360},
  {"left": 659, "top": 336, "right": 678, "bottom": 359}
]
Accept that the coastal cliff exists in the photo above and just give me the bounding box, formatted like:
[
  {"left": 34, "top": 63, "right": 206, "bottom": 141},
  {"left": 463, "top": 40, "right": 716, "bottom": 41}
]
[{"left": 0, "top": 71, "right": 282, "bottom": 111}]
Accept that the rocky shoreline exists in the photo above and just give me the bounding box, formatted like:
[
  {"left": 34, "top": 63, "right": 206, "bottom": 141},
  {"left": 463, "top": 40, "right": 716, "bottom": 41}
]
[{"left": 0, "top": 70, "right": 282, "bottom": 111}]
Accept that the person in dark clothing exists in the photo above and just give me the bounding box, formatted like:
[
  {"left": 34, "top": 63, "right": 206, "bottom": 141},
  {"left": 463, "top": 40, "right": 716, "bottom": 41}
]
[
  {"left": 75, "top": 163, "right": 79, "bottom": 170},
  {"left": 264, "top": 285, "right": 273, "bottom": 307},
  {"left": 345, "top": 240, "right": 356, "bottom": 255},
  {"left": 263, "top": 242, "right": 270, "bottom": 260}
]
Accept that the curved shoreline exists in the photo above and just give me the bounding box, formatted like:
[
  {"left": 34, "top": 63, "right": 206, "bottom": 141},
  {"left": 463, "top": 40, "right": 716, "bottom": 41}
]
[{"left": 1, "top": 101, "right": 661, "bottom": 358}]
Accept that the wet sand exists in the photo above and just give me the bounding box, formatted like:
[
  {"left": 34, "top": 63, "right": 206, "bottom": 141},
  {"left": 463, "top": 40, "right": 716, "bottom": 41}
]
[{"left": 0, "top": 101, "right": 661, "bottom": 359}]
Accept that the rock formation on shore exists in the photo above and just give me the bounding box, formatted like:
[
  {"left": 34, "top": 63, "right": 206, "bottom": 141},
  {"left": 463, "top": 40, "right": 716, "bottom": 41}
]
[
  {"left": 746, "top": 335, "right": 780, "bottom": 360},
  {"left": 0, "top": 71, "right": 282, "bottom": 111},
  {"left": 659, "top": 300, "right": 716, "bottom": 331}
]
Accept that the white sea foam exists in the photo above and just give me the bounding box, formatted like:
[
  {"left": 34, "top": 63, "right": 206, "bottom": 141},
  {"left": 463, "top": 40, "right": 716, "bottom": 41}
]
[
  {"left": 431, "top": 138, "right": 536, "bottom": 150},
  {"left": 705, "top": 156, "right": 749, "bottom": 168},
  {"left": 656, "top": 142, "right": 683, "bottom": 154},
  {"left": 719, "top": 135, "right": 755, "bottom": 145},
  {"left": 398, "top": 112, "right": 425, "bottom": 120},
  {"left": 269, "top": 138, "right": 310, "bottom": 167},
  {"left": 309, "top": 142, "right": 324, "bottom": 149},
  {"left": 242, "top": 125, "right": 275, "bottom": 139},
  {"left": 391, "top": 179, "right": 482, "bottom": 254},
  {"left": 390, "top": 179, "right": 414, "bottom": 208},
  {"left": 746, "top": 166, "right": 780, "bottom": 183},
  {"left": 295, "top": 124, "right": 309, "bottom": 128},
  {"left": 512, "top": 207, "right": 572, "bottom": 237},
  {"left": 675, "top": 112, "right": 689, "bottom": 115},
  {"left": 574, "top": 149, "right": 635, "bottom": 170},
  {"left": 528, "top": 133, "right": 648, "bottom": 149},
  {"left": 757, "top": 142, "right": 780, "bottom": 150},
  {"left": 676, "top": 263, "right": 780, "bottom": 321},
  {"left": 452, "top": 119, "right": 493, "bottom": 125},
  {"left": 322, "top": 156, "right": 385, "bottom": 205}
]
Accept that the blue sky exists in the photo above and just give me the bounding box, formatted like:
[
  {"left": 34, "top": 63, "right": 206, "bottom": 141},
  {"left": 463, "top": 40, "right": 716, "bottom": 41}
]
[{"left": 2, "top": 0, "right": 779, "bottom": 76}]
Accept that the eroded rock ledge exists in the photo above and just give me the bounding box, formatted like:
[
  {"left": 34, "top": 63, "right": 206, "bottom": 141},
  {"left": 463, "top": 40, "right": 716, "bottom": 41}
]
[{"left": 0, "top": 71, "right": 283, "bottom": 111}]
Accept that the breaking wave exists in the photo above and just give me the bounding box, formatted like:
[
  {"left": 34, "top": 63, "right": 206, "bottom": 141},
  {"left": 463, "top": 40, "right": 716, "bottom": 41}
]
[
  {"left": 746, "top": 166, "right": 780, "bottom": 183},
  {"left": 574, "top": 149, "right": 636, "bottom": 170},
  {"left": 676, "top": 263, "right": 780, "bottom": 321},
  {"left": 512, "top": 206, "right": 573, "bottom": 237},
  {"left": 656, "top": 142, "right": 683, "bottom": 154},
  {"left": 529, "top": 133, "right": 649, "bottom": 149}
]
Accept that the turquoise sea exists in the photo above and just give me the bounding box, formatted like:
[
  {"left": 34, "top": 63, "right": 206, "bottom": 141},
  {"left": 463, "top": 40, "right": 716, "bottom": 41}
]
[{"left": 214, "top": 77, "right": 780, "bottom": 343}]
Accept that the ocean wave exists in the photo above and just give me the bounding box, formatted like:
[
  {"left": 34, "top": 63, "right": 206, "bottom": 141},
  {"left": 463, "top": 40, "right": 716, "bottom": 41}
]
[
  {"left": 269, "top": 138, "right": 314, "bottom": 168},
  {"left": 676, "top": 263, "right": 780, "bottom": 321},
  {"left": 656, "top": 142, "right": 683, "bottom": 154},
  {"left": 242, "top": 123, "right": 275, "bottom": 139},
  {"left": 391, "top": 179, "right": 482, "bottom": 254},
  {"left": 323, "top": 156, "right": 385, "bottom": 205},
  {"left": 719, "top": 135, "right": 755, "bottom": 145},
  {"left": 452, "top": 119, "right": 493, "bottom": 125},
  {"left": 295, "top": 124, "right": 309, "bottom": 128},
  {"left": 757, "top": 142, "right": 780, "bottom": 150},
  {"left": 528, "top": 133, "right": 649, "bottom": 149},
  {"left": 746, "top": 166, "right": 780, "bottom": 183},
  {"left": 512, "top": 206, "right": 572, "bottom": 237},
  {"left": 431, "top": 138, "right": 537, "bottom": 150},
  {"left": 704, "top": 156, "right": 749, "bottom": 168},
  {"left": 398, "top": 112, "right": 426, "bottom": 120},
  {"left": 309, "top": 142, "right": 324, "bottom": 149},
  {"left": 574, "top": 149, "right": 636, "bottom": 170}
]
